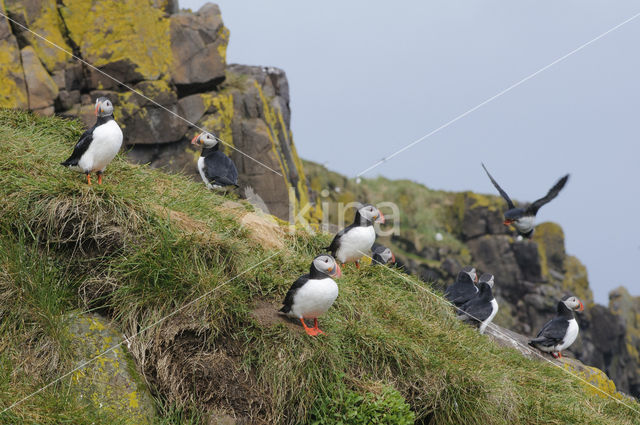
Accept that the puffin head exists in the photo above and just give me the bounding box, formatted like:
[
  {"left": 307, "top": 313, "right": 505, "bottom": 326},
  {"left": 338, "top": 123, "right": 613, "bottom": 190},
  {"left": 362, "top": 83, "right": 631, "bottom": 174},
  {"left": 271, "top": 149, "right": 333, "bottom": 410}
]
[
  {"left": 358, "top": 204, "right": 385, "bottom": 224},
  {"left": 95, "top": 97, "right": 114, "bottom": 117},
  {"left": 561, "top": 295, "right": 584, "bottom": 312},
  {"left": 313, "top": 254, "right": 342, "bottom": 278},
  {"left": 460, "top": 266, "right": 477, "bottom": 283},
  {"left": 372, "top": 244, "right": 395, "bottom": 265},
  {"left": 503, "top": 208, "right": 524, "bottom": 226},
  {"left": 191, "top": 132, "right": 219, "bottom": 148},
  {"left": 479, "top": 273, "right": 494, "bottom": 288}
]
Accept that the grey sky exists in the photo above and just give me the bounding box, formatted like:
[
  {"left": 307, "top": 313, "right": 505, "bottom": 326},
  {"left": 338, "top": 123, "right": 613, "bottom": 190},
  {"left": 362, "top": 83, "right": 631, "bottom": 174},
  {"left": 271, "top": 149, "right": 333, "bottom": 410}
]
[{"left": 182, "top": 0, "right": 640, "bottom": 303}]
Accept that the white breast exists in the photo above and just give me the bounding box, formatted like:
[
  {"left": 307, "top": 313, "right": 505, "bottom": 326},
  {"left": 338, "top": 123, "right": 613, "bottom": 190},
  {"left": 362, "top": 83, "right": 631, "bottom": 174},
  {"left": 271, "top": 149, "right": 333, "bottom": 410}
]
[
  {"left": 289, "top": 278, "right": 339, "bottom": 319},
  {"left": 479, "top": 298, "right": 499, "bottom": 334},
  {"left": 556, "top": 318, "right": 579, "bottom": 352},
  {"left": 335, "top": 226, "right": 376, "bottom": 263},
  {"left": 78, "top": 120, "right": 123, "bottom": 173},
  {"left": 514, "top": 216, "right": 535, "bottom": 233}
]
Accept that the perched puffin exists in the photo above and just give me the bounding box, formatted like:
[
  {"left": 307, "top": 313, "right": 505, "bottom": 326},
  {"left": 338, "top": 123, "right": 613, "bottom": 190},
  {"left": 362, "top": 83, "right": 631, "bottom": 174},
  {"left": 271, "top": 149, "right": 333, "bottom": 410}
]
[
  {"left": 481, "top": 163, "right": 569, "bottom": 238},
  {"left": 444, "top": 266, "right": 478, "bottom": 307},
  {"left": 279, "top": 254, "right": 342, "bottom": 336},
  {"left": 529, "top": 295, "right": 584, "bottom": 359},
  {"left": 371, "top": 243, "right": 395, "bottom": 265},
  {"left": 191, "top": 132, "right": 238, "bottom": 189},
  {"left": 458, "top": 273, "right": 499, "bottom": 334},
  {"left": 326, "top": 204, "right": 384, "bottom": 268},
  {"left": 60, "top": 97, "right": 123, "bottom": 185}
]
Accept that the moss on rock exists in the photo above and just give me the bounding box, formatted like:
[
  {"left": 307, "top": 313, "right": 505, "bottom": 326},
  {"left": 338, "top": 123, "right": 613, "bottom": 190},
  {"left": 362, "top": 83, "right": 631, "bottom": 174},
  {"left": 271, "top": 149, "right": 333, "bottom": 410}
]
[
  {"left": 60, "top": 0, "right": 171, "bottom": 81},
  {"left": 562, "top": 255, "right": 593, "bottom": 305},
  {"left": 0, "top": 7, "right": 28, "bottom": 108}
]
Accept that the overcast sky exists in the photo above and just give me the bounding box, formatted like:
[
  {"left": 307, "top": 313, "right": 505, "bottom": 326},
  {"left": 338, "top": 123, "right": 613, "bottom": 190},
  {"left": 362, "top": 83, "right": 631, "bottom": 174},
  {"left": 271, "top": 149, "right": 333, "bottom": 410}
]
[{"left": 182, "top": 0, "right": 640, "bottom": 304}]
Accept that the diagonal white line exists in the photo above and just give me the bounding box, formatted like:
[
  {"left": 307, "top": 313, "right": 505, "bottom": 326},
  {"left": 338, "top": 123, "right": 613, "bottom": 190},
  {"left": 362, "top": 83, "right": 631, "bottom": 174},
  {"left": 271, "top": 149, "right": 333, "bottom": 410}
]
[
  {"left": 356, "top": 10, "right": 640, "bottom": 177},
  {"left": 0, "top": 11, "right": 283, "bottom": 178},
  {"left": 357, "top": 249, "right": 640, "bottom": 415},
  {"left": 0, "top": 250, "right": 282, "bottom": 414}
]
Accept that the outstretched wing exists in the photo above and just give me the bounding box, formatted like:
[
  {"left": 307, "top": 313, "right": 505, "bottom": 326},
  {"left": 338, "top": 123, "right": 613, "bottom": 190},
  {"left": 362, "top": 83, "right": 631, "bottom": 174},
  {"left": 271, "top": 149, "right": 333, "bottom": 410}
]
[
  {"left": 204, "top": 152, "right": 239, "bottom": 187},
  {"left": 526, "top": 174, "right": 569, "bottom": 215},
  {"left": 60, "top": 127, "right": 94, "bottom": 166},
  {"left": 481, "top": 163, "right": 515, "bottom": 209}
]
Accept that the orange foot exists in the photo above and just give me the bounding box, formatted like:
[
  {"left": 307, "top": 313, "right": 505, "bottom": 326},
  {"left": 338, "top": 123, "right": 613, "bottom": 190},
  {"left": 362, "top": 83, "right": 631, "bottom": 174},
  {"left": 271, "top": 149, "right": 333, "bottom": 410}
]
[
  {"left": 552, "top": 352, "right": 562, "bottom": 359},
  {"left": 86, "top": 173, "right": 92, "bottom": 185},
  {"left": 97, "top": 173, "right": 103, "bottom": 185},
  {"left": 300, "top": 318, "right": 318, "bottom": 336},
  {"left": 355, "top": 261, "right": 360, "bottom": 270},
  {"left": 313, "top": 318, "right": 325, "bottom": 335}
]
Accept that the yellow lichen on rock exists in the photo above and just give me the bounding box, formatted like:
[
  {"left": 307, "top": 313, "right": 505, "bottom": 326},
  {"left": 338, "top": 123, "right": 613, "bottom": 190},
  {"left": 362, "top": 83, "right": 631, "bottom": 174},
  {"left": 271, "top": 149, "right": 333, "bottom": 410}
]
[
  {"left": 0, "top": 40, "right": 28, "bottom": 108},
  {"left": 200, "top": 92, "right": 234, "bottom": 154},
  {"left": 60, "top": 0, "right": 172, "bottom": 80}
]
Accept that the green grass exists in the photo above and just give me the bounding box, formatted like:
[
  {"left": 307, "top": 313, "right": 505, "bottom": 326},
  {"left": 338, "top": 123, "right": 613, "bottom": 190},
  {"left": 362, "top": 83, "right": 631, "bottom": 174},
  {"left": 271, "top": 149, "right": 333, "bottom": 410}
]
[{"left": 0, "top": 109, "right": 638, "bottom": 424}]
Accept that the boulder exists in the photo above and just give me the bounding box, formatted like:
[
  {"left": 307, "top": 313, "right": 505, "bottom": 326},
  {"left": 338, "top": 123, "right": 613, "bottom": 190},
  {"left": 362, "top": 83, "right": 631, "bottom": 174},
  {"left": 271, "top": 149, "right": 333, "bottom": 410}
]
[
  {"left": 67, "top": 313, "right": 156, "bottom": 424},
  {"left": 169, "top": 3, "right": 228, "bottom": 96},
  {"left": 0, "top": 6, "right": 28, "bottom": 108},
  {"left": 21, "top": 45, "right": 58, "bottom": 112}
]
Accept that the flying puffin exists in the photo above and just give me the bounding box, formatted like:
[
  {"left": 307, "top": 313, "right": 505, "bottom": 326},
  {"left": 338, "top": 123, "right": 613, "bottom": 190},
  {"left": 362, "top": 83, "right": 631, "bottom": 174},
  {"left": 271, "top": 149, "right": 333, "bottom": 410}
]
[
  {"left": 371, "top": 243, "right": 395, "bottom": 265},
  {"left": 528, "top": 295, "right": 584, "bottom": 359},
  {"left": 326, "top": 204, "right": 384, "bottom": 268},
  {"left": 279, "top": 254, "right": 342, "bottom": 336},
  {"left": 60, "top": 97, "right": 123, "bottom": 185},
  {"left": 191, "top": 132, "right": 238, "bottom": 189},
  {"left": 444, "top": 266, "right": 478, "bottom": 307},
  {"left": 481, "top": 163, "right": 569, "bottom": 238},
  {"left": 457, "top": 273, "right": 499, "bottom": 334}
]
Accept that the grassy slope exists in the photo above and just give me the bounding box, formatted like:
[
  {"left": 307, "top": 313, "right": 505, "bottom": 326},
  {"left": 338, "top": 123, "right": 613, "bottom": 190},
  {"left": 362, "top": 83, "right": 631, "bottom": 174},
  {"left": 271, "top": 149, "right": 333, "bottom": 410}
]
[{"left": 0, "top": 109, "right": 638, "bottom": 424}]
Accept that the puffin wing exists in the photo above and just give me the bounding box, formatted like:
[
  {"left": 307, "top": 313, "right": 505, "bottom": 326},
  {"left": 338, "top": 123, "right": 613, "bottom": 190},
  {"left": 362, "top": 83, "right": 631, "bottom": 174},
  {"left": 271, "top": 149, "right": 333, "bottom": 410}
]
[
  {"left": 481, "top": 163, "right": 515, "bottom": 209},
  {"left": 445, "top": 284, "right": 475, "bottom": 305},
  {"left": 204, "top": 152, "right": 239, "bottom": 187},
  {"left": 530, "top": 317, "right": 569, "bottom": 346},
  {"left": 325, "top": 224, "right": 354, "bottom": 256},
  {"left": 460, "top": 298, "right": 493, "bottom": 322},
  {"left": 280, "top": 274, "right": 310, "bottom": 314},
  {"left": 526, "top": 174, "right": 569, "bottom": 215},
  {"left": 60, "top": 127, "right": 95, "bottom": 166}
]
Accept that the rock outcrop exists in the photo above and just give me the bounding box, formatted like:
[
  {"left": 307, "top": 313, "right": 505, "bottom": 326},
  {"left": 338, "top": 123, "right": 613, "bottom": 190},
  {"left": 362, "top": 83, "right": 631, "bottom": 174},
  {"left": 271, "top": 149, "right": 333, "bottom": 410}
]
[{"left": 0, "top": 0, "right": 317, "bottom": 223}]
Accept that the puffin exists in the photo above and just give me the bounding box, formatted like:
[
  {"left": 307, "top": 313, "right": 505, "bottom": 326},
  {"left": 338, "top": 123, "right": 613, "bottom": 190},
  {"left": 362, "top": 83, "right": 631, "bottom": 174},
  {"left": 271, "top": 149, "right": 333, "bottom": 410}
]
[
  {"left": 371, "top": 243, "right": 395, "bottom": 265},
  {"left": 191, "top": 132, "right": 239, "bottom": 189},
  {"left": 279, "top": 254, "right": 342, "bottom": 336},
  {"left": 444, "top": 266, "right": 478, "bottom": 307},
  {"left": 528, "top": 295, "right": 584, "bottom": 359},
  {"left": 481, "top": 163, "right": 569, "bottom": 237},
  {"left": 326, "top": 204, "right": 384, "bottom": 268},
  {"left": 60, "top": 97, "right": 123, "bottom": 185},
  {"left": 457, "top": 273, "right": 499, "bottom": 334}
]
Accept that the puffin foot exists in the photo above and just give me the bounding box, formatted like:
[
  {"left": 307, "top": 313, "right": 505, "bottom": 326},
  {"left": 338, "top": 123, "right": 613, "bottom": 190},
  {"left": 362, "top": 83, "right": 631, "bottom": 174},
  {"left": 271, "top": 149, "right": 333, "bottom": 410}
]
[
  {"left": 97, "top": 173, "right": 103, "bottom": 185},
  {"left": 355, "top": 261, "right": 360, "bottom": 270},
  {"left": 551, "top": 352, "right": 562, "bottom": 359},
  {"left": 300, "top": 318, "right": 318, "bottom": 336},
  {"left": 313, "top": 318, "right": 325, "bottom": 335},
  {"left": 86, "top": 173, "right": 92, "bottom": 185}
]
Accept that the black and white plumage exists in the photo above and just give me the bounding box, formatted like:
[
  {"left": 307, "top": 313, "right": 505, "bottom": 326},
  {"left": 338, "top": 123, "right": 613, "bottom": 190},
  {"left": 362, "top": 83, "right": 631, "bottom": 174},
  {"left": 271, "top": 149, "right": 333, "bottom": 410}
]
[
  {"left": 191, "top": 132, "right": 238, "bottom": 189},
  {"left": 371, "top": 243, "right": 395, "bottom": 265},
  {"left": 528, "top": 295, "right": 584, "bottom": 359},
  {"left": 481, "top": 163, "right": 569, "bottom": 238},
  {"left": 457, "top": 273, "right": 499, "bottom": 334},
  {"left": 60, "top": 97, "right": 122, "bottom": 185},
  {"left": 326, "top": 204, "right": 384, "bottom": 268},
  {"left": 444, "top": 266, "right": 478, "bottom": 307},
  {"left": 279, "top": 254, "right": 342, "bottom": 336}
]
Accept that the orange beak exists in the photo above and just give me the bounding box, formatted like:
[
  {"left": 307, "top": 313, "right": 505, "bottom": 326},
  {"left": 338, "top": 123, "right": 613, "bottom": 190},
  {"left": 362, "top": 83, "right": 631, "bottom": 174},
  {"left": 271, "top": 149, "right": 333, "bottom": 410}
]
[
  {"left": 191, "top": 133, "right": 201, "bottom": 145},
  {"left": 475, "top": 274, "right": 478, "bottom": 283},
  {"left": 333, "top": 263, "right": 342, "bottom": 278},
  {"left": 503, "top": 219, "right": 513, "bottom": 226},
  {"left": 94, "top": 102, "right": 100, "bottom": 116},
  {"left": 376, "top": 212, "right": 385, "bottom": 224},
  {"left": 578, "top": 301, "right": 584, "bottom": 312},
  {"left": 390, "top": 253, "right": 396, "bottom": 263}
]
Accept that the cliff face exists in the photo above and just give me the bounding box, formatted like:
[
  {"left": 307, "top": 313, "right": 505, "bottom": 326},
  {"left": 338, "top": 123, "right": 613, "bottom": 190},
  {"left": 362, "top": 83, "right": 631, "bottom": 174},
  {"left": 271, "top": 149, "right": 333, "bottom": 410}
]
[
  {"left": 0, "top": 0, "right": 316, "bottom": 222},
  {"left": 303, "top": 160, "right": 640, "bottom": 399}
]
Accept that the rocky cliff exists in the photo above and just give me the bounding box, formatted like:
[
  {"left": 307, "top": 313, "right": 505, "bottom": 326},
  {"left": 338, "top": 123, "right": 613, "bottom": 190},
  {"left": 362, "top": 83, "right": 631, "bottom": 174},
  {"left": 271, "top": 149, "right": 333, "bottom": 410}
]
[
  {"left": 0, "top": 0, "right": 317, "bottom": 222},
  {"left": 303, "top": 160, "right": 640, "bottom": 399}
]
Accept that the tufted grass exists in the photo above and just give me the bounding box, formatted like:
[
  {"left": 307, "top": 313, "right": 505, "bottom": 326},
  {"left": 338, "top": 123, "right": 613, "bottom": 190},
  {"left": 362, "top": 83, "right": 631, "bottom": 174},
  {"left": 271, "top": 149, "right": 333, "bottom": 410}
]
[{"left": 0, "top": 108, "right": 638, "bottom": 424}]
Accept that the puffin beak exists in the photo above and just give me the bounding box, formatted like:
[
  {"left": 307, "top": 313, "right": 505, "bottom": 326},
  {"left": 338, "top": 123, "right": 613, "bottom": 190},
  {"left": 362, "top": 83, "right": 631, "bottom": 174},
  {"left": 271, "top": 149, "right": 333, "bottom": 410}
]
[
  {"left": 94, "top": 102, "right": 101, "bottom": 116},
  {"left": 391, "top": 253, "right": 396, "bottom": 263},
  {"left": 503, "top": 219, "right": 513, "bottom": 225},
  {"left": 578, "top": 301, "right": 584, "bottom": 312},
  {"left": 333, "top": 263, "right": 342, "bottom": 278},
  {"left": 191, "top": 133, "right": 201, "bottom": 146},
  {"left": 376, "top": 212, "right": 385, "bottom": 224}
]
